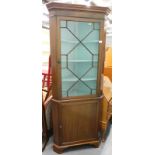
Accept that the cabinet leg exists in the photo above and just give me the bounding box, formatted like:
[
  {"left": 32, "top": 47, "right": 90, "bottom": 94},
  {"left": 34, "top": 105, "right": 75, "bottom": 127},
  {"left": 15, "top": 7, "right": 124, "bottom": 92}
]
[
  {"left": 53, "top": 144, "right": 64, "bottom": 154},
  {"left": 101, "top": 129, "right": 106, "bottom": 142},
  {"left": 92, "top": 142, "right": 100, "bottom": 148},
  {"left": 53, "top": 140, "right": 100, "bottom": 153}
]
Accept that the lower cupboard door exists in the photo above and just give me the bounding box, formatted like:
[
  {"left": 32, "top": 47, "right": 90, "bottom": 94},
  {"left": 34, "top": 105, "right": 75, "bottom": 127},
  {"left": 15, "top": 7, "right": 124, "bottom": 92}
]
[{"left": 60, "top": 100, "right": 99, "bottom": 145}]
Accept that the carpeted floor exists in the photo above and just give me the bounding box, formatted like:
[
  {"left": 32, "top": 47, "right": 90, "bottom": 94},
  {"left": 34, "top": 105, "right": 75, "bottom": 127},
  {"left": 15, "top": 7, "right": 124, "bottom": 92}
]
[{"left": 43, "top": 125, "right": 112, "bottom": 155}]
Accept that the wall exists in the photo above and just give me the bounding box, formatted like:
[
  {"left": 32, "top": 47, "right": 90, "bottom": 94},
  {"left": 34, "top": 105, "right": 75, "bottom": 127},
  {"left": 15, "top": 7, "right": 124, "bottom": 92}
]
[{"left": 42, "top": 28, "right": 50, "bottom": 72}]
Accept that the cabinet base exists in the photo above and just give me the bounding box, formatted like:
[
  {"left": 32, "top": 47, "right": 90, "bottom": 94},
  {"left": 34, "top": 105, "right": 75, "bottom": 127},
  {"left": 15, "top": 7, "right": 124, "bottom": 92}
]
[{"left": 53, "top": 140, "right": 100, "bottom": 154}]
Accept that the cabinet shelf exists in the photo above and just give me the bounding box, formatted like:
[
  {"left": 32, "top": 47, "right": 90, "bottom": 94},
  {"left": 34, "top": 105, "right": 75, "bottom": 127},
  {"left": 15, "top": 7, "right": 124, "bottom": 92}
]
[
  {"left": 82, "top": 78, "right": 97, "bottom": 81},
  {"left": 62, "top": 78, "right": 96, "bottom": 82},
  {"left": 62, "top": 40, "right": 99, "bottom": 43},
  {"left": 62, "top": 60, "right": 97, "bottom": 62},
  {"left": 61, "top": 40, "right": 78, "bottom": 43},
  {"left": 83, "top": 40, "right": 99, "bottom": 43}
]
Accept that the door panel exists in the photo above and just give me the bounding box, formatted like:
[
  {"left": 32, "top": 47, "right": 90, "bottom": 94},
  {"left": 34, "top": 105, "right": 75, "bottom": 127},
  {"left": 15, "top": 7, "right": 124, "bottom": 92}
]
[{"left": 60, "top": 100, "right": 99, "bottom": 144}]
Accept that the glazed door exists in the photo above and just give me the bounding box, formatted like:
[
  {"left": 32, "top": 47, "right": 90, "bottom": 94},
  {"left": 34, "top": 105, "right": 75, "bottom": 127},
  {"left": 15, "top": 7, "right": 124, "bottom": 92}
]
[{"left": 58, "top": 17, "right": 104, "bottom": 98}]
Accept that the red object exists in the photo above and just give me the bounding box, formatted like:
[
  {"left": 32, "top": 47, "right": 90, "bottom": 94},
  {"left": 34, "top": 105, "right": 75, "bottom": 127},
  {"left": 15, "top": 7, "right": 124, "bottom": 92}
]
[{"left": 42, "top": 55, "right": 52, "bottom": 91}]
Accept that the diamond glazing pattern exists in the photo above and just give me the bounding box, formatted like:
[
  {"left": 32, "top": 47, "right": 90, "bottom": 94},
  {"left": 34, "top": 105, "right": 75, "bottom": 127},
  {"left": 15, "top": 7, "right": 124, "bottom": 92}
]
[{"left": 60, "top": 20, "right": 100, "bottom": 97}]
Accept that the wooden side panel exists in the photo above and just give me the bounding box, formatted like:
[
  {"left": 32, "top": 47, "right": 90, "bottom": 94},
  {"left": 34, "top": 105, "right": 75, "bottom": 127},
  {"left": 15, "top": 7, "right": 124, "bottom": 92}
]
[
  {"left": 51, "top": 101, "right": 60, "bottom": 144},
  {"left": 97, "top": 21, "right": 106, "bottom": 96},
  {"left": 101, "top": 97, "right": 108, "bottom": 125},
  {"left": 60, "top": 100, "right": 99, "bottom": 145},
  {"left": 50, "top": 16, "right": 58, "bottom": 98}
]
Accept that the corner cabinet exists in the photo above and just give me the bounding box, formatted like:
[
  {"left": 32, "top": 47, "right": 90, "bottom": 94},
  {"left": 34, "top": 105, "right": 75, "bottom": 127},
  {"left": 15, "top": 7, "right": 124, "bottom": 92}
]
[{"left": 46, "top": 2, "right": 109, "bottom": 153}]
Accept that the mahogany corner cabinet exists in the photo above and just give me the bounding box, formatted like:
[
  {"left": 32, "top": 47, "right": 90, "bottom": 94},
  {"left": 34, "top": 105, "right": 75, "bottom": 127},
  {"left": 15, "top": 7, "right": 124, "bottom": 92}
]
[{"left": 46, "top": 2, "right": 109, "bottom": 154}]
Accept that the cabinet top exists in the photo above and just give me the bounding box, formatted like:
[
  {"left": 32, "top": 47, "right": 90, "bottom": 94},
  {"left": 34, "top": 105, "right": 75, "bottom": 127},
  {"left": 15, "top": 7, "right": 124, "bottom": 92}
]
[{"left": 46, "top": 2, "right": 110, "bottom": 15}]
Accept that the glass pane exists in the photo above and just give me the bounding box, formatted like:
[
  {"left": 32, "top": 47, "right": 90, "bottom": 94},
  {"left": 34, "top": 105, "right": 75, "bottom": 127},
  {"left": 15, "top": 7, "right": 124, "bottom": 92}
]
[
  {"left": 67, "top": 21, "right": 93, "bottom": 40},
  {"left": 61, "top": 68, "right": 78, "bottom": 81},
  {"left": 92, "top": 89, "right": 96, "bottom": 94},
  {"left": 60, "top": 20, "right": 66, "bottom": 27},
  {"left": 93, "top": 55, "right": 98, "bottom": 67},
  {"left": 82, "top": 30, "right": 99, "bottom": 54},
  {"left": 94, "top": 23, "right": 99, "bottom": 30},
  {"left": 61, "top": 69, "right": 78, "bottom": 95},
  {"left": 68, "top": 61, "right": 92, "bottom": 78},
  {"left": 68, "top": 44, "right": 92, "bottom": 61},
  {"left": 61, "top": 28, "right": 79, "bottom": 54},
  {"left": 81, "top": 78, "right": 97, "bottom": 89},
  {"left": 68, "top": 44, "right": 92, "bottom": 77},
  {"left": 60, "top": 20, "right": 100, "bottom": 97},
  {"left": 82, "top": 68, "right": 97, "bottom": 80},
  {"left": 68, "top": 81, "right": 91, "bottom": 96},
  {"left": 61, "top": 55, "right": 67, "bottom": 69}
]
